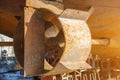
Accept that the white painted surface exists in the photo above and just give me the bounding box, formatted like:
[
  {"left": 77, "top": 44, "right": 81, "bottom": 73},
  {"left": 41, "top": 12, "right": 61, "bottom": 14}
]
[{"left": 0, "top": 34, "right": 14, "bottom": 58}]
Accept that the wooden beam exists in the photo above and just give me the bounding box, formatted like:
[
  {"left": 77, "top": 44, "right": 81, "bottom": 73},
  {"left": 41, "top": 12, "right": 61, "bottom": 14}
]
[{"left": 0, "top": 42, "right": 13, "bottom": 46}]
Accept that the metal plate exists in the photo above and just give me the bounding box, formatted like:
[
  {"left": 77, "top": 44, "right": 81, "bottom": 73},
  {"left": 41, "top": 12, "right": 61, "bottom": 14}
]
[{"left": 14, "top": 19, "right": 24, "bottom": 67}]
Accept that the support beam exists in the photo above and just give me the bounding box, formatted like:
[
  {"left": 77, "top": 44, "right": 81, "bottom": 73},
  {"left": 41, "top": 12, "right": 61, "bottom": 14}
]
[
  {"left": 0, "top": 42, "right": 13, "bottom": 46},
  {"left": 92, "top": 39, "right": 110, "bottom": 46}
]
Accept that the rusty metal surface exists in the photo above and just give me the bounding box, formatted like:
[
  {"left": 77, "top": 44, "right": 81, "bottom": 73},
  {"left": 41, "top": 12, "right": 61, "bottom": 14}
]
[
  {"left": 24, "top": 7, "right": 91, "bottom": 76},
  {"left": 1, "top": 0, "right": 120, "bottom": 77},
  {"left": 24, "top": 7, "right": 45, "bottom": 76},
  {"left": 0, "top": 11, "right": 18, "bottom": 37},
  {"left": 63, "top": 0, "right": 120, "bottom": 58},
  {"left": 0, "top": 0, "right": 100, "bottom": 77},
  {"left": 58, "top": 17, "right": 91, "bottom": 71},
  {"left": 0, "top": 0, "right": 25, "bottom": 16},
  {"left": 43, "top": 15, "right": 92, "bottom": 75},
  {"left": 60, "top": 7, "right": 94, "bottom": 21},
  {"left": 14, "top": 19, "right": 24, "bottom": 67},
  {"left": 41, "top": 15, "right": 91, "bottom": 76},
  {"left": 26, "top": 0, "right": 64, "bottom": 15}
]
